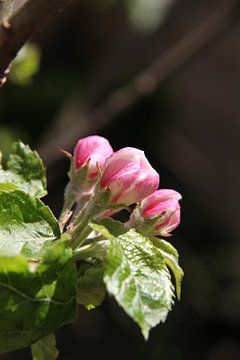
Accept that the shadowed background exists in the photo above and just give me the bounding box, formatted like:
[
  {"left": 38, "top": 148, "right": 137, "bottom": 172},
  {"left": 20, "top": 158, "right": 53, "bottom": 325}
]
[{"left": 0, "top": 0, "right": 240, "bottom": 359}]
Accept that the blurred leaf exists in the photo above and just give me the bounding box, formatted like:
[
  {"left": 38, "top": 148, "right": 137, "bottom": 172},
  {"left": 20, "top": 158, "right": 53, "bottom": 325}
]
[
  {"left": 0, "top": 127, "right": 20, "bottom": 162},
  {"left": 127, "top": 0, "right": 175, "bottom": 33},
  {"left": 77, "top": 262, "right": 106, "bottom": 309},
  {"left": 31, "top": 334, "right": 59, "bottom": 360},
  {"left": 10, "top": 43, "right": 41, "bottom": 86}
]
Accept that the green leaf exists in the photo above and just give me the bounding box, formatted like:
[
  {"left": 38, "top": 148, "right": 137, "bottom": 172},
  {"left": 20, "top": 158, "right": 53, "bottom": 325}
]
[
  {"left": 90, "top": 218, "right": 127, "bottom": 239},
  {"left": 106, "top": 232, "right": 174, "bottom": 339},
  {"left": 0, "top": 188, "right": 60, "bottom": 258},
  {"left": 152, "top": 238, "right": 184, "bottom": 300},
  {"left": 77, "top": 262, "right": 106, "bottom": 309},
  {"left": 31, "top": 334, "right": 59, "bottom": 360},
  {"left": 93, "top": 219, "right": 174, "bottom": 339},
  {"left": 0, "top": 141, "right": 47, "bottom": 198},
  {"left": 0, "top": 241, "right": 77, "bottom": 353},
  {"left": 92, "top": 218, "right": 184, "bottom": 300},
  {"left": 0, "top": 183, "right": 18, "bottom": 191}
]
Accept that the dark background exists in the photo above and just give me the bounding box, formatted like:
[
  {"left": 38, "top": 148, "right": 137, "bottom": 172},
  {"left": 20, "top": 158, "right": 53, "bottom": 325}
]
[{"left": 1, "top": 0, "right": 240, "bottom": 359}]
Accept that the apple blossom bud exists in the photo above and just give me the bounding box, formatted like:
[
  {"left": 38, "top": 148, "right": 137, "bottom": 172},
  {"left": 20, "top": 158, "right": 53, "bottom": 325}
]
[
  {"left": 99, "top": 147, "right": 159, "bottom": 206},
  {"left": 140, "top": 189, "right": 182, "bottom": 236},
  {"left": 74, "top": 135, "right": 113, "bottom": 180},
  {"left": 60, "top": 136, "right": 113, "bottom": 227}
]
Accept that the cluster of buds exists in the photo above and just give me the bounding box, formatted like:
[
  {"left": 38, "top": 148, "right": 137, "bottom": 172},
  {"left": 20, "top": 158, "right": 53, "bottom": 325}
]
[{"left": 63, "top": 135, "right": 182, "bottom": 243}]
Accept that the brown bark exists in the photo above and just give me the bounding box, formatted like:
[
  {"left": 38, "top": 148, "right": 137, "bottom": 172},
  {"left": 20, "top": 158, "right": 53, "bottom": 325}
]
[{"left": 0, "top": 0, "right": 74, "bottom": 85}]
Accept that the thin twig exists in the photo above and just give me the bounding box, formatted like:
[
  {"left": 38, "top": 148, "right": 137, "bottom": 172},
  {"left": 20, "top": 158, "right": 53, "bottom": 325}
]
[
  {"left": 38, "top": 0, "right": 239, "bottom": 167},
  {"left": 0, "top": 0, "right": 74, "bottom": 85}
]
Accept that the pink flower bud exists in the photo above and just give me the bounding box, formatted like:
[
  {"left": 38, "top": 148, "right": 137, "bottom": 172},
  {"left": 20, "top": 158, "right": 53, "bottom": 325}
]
[
  {"left": 140, "top": 189, "right": 182, "bottom": 236},
  {"left": 99, "top": 147, "right": 159, "bottom": 205},
  {"left": 74, "top": 135, "right": 113, "bottom": 179}
]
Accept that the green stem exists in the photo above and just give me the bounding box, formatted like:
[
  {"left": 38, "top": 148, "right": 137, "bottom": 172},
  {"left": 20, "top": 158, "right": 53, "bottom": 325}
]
[
  {"left": 60, "top": 182, "right": 75, "bottom": 214},
  {"left": 59, "top": 182, "right": 76, "bottom": 231},
  {"left": 71, "top": 213, "right": 91, "bottom": 249},
  {"left": 73, "top": 240, "right": 108, "bottom": 260},
  {"left": 59, "top": 180, "right": 94, "bottom": 233},
  {"left": 83, "top": 235, "right": 104, "bottom": 245},
  {"left": 71, "top": 194, "right": 103, "bottom": 249},
  {"left": 72, "top": 224, "right": 92, "bottom": 249}
]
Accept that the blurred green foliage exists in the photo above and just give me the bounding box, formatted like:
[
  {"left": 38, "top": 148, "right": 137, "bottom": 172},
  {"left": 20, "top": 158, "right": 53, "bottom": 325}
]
[
  {"left": 10, "top": 43, "right": 41, "bottom": 86},
  {"left": 126, "top": 0, "right": 175, "bottom": 33},
  {"left": 0, "top": 127, "right": 28, "bottom": 163},
  {"left": 95, "top": 0, "right": 175, "bottom": 33}
]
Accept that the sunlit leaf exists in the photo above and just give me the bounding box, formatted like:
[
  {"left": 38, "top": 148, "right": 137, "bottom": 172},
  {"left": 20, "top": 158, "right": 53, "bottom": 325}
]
[
  {"left": 0, "top": 241, "right": 77, "bottom": 353},
  {"left": 0, "top": 141, "right": 47, "bottom": 198},
  {"left": 91, "top": 219, "right": 175, "bottom": 339}
]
